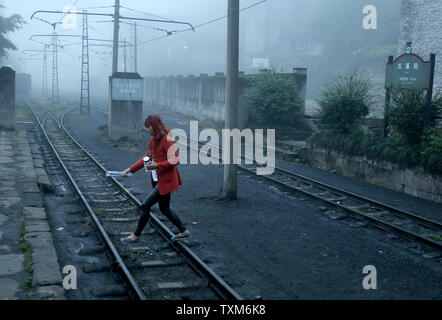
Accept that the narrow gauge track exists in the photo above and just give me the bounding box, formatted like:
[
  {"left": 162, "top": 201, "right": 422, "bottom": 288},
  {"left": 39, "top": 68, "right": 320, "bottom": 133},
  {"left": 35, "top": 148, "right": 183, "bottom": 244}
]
[
  {"left": 94, "top": 103, "right": 442, "bottom": 252},
  {"left": 25, "top": 99, "right": 243, "bottom": 300}
]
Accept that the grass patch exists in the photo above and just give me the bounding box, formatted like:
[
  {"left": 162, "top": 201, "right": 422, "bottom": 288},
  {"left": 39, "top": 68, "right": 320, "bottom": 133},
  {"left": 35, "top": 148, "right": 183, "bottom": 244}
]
[
  {"left": 119, "top": 248, "right": 129, "bottom": 257},
  {"left": 23, "top": 276, "right": 33, "bottom": 291},
  {"left": 92, "top": 208, "right": 104, "bottom": 216},
  {"left": 429, "top": 235, "right": 442, "bottom": 242},
  {"left": 372, "top": 213, "right": 384, "bottom": 220},
  {"left": 18, "top": 221, "right": 33, "bottom": 291}
]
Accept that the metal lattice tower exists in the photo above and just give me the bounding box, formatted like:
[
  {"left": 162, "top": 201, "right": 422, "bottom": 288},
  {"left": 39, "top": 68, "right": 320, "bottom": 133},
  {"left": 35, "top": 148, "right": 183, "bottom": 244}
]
[
  {"left": 42, "top": 46, "right": 48, "bottom": 100},
  {"left": 51, "top": 31, "right": 59, "bottom": 105},
  {"left": 80, "top": 10, "right": 90, "bottom": 114},
  {"left": 123, "top": 37, "right": 127, "bottom": 72}
]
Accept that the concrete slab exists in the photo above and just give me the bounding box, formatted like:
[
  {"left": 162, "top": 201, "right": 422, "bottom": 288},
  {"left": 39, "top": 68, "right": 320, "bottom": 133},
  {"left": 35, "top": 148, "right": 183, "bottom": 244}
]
[
  {"left": 0, "top": 167, "right": 18, "bottom": 177},
  {"left": 24, "top": 220, "right": 50, "bottom": 233},
  {"left": 32, "top": 247, "right": 62, "bottom": 287},
  {"left": 19, "top": 171, "right": 38, "bottom": 181},
  {"left": 27, "top": 285, "right": 66, "bottom": 300},
  {"left": 33, "top": 159, "right": 44, "bottom": 168},
  {"left": 0, "top": 151, "right": 14, "bottom": 157},
  {"left": 0, "top": 213, "right": 9, "bottom": 225},
  {"left": 0, "top": 245, "right": 11, "bottom": 252},
  {"left": 16, "top": 156, "right": 33, "bottom": 162},
  {"left": 21, "top": 182, "right": 40, "bottom": 193},
  {"left": 23, "top": 207, "right": 46, "bottom": 220},
  {"left": 0, "top": 157, "right": 14, "bottom": 164},
  {"left": 0, "top": 254, "right": 24, "bottom": 276},
  {"left": 0, "top": 186, "right": 15, "bottom": 192},
  {"left": 24, "top": 232, "right": 53, "bottom": 248},
  {"left": 21, "top": 192, "right": 43, "bottom": 207},
  {"left": 0, "top": 278, "right": 19, "bottom": 300},
  {"left": 2, "top": 181, "right": 16, "bottom": 187},
  {"left": 0, "top": 197, "right": 21, "bottom": 209}
]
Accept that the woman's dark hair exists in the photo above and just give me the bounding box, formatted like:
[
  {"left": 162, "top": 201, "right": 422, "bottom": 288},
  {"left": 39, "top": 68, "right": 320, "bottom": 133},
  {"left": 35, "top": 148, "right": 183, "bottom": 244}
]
[{"left": 145, "top": 115, "right": 170, "bottom": 151}]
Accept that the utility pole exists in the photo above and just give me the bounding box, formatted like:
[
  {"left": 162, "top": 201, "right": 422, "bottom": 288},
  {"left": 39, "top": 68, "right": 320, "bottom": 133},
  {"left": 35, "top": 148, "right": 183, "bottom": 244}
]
[
  {"left": 123, "top": 38, "right": 127, "bottom": 72},
  {"left": 51, "top": 29, "right": 59, "bottom": 105},
  {"left": 134, "top": 22, "right": 138, "bottom": 72},
  {"left": 222, "top": 0, "right": 240, "bottom": 200},
  {"left": 42, "top": 46, "right": 48, "bottom": 100},
  {"left": 80, "top": 10, "right": 90, "bottom": 114},
  {"left": 112, "top": 0, "right": 120, "bottom": 74}
]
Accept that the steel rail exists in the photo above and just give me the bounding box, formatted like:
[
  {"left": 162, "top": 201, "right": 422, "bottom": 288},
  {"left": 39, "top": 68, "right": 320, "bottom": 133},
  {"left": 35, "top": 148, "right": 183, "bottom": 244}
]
[
  {"left": 26, "top": 101, "right": 147, "bottom": 300},
  {"left": 32, "top": 99, "right": 242, "bottom": 300},
  {"left": 60, "top": 110, "right": 243, "bottom": 301}
]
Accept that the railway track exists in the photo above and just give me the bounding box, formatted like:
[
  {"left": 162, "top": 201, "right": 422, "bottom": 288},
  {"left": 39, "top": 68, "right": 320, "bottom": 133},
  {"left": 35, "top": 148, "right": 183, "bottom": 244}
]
[
  {"left": 93, "top": 103, "right": 442, "bottom": 254},
  {"left": 25, "top": 99, "right": 243, "bottom": 300}
]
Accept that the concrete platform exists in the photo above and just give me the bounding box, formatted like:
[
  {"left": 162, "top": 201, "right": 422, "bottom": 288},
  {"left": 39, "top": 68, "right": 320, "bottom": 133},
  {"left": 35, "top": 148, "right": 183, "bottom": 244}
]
[{"left": 0, "top": 128, "right": 64, "bottom": 300}]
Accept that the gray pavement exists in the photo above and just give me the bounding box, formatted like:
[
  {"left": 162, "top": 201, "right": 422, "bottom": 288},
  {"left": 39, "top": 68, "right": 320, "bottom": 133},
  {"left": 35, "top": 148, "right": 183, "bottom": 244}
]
[{"left": 0, "top": 128, "right": 65, "bottom": 300}]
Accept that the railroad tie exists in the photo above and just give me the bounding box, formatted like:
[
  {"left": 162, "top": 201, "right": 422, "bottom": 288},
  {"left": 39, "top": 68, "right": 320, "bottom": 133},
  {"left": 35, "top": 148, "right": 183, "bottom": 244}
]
[{"left": 140, "top": 259, "right": 184, "bottom": 268}]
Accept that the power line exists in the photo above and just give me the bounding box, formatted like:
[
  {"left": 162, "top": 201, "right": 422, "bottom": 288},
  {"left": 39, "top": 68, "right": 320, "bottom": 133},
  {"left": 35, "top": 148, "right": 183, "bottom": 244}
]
[
  {"left": 119, "top": 5, "right": 173, "bottom": 22},
  {"left": 137, "top": 0, "right": 267, "bottom": 47}
]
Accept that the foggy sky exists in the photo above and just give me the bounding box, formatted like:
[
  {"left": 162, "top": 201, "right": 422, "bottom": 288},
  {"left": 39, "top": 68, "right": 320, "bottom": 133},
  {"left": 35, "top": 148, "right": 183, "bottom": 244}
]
[{"left": 0, "top": 0, "right": 402, "bottom": 100}]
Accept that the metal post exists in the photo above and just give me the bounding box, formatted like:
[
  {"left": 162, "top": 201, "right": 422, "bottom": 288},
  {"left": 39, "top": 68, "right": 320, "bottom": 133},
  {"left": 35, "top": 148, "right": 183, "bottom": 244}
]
[
  {"left": 222, "top": 0, "right": 240, "bottom": 200},
  {"left": 134, "top": 22, "right": 138, "bottom": 73},
  {"left": 425, "top": 53, "right": 436, "bottom": 127},
  {"left": 43, "top": 46, "right": 48, "bottom": 100},
  {"left": 384, "top": 55, "right": 394, "bottom": 137},
  {"left": 112, "top": 0, "right": 120, "bottom": 74},
  {"left": 51, "top": 30, "right": 59, "bottom": 105},
  {"left": 123, "top": 38, "right": 127, "bottom": 72},
  {"left": 80, "top": 10, "right": 90, "bottom": 114}
]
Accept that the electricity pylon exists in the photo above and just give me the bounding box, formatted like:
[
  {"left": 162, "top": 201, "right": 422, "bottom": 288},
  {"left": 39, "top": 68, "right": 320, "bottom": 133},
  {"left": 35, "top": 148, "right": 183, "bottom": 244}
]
[
  {"left": 51, "top": 30, "right": 59, "bottom": 105},
  {"left": 80, "top": 10, "right": 90, "bottom": 114}
]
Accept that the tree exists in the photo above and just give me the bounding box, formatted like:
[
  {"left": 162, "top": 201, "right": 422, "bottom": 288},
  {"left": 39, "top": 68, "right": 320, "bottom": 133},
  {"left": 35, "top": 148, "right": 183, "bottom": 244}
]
[
  {"left": 317, "top": 71, "right": 376, "bottom": 134},
  {"left": 0, "top": 5, "right": 25, "bottom": 60},
  {"left": 243, "top": 69, "right": 302, "bottom": 126}
]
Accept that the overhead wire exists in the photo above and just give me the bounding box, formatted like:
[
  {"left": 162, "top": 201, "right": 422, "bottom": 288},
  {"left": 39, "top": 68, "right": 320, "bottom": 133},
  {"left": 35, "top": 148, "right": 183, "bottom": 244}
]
[{"left": 137, "top": 0, "right": 268, "bottom": 47}]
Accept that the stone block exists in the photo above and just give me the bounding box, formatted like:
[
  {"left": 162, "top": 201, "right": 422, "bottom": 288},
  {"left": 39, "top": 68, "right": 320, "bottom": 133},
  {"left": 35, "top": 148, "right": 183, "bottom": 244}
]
[
  {"left": 21, "top": 192, "right": 43, "bottom": 207},
  {"left": 24, "top": 220, "right": 50, "bottom": 232},
  {"left": 0, "top": 197, "right": 21, "bottom": 209},
  {"left": 0, "top": 278, "right": 19, "bottom": 300},
  {"left": 32, "top": 247, "right": 62, "bottom": 287},
  {"left": 24, "top": 231, "right": 55, "bottom": 248},
  {"left": 0, "top": 254, "right": 24, "bottom": 276},
  {"left": 27, "top": 285, "right": 66, "bottom": 300},
  {"left": 21, "top": 182, "right": 40, "bottom": 193}
]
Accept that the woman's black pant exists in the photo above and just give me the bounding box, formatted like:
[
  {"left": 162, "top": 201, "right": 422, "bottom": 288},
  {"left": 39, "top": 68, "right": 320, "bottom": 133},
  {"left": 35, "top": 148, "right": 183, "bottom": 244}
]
[{"left": 134, "top": 184, "right": 186, "bottom": 237}]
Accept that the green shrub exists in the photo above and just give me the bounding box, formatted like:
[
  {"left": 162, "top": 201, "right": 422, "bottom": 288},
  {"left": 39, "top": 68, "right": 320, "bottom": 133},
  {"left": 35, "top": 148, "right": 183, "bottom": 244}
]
[
  {"left": 310, "top": 131, "right": 442, "bottom": 175},
  {"left": 389, "top": 89, "right": 442, "bottom": 145},
  {"left": 421, "top": 127, "right": 442, "bottom": 174},
  {"left": 243, "top": 69, "right": 301, "bottom": 126},
  {"left": 317, "top": 71, "right": 375, "bottom": 134}
]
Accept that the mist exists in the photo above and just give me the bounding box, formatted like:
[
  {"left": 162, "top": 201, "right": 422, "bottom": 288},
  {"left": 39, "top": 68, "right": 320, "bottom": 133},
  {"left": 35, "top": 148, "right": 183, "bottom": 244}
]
[{"left": 0, "top": 0, "right": 402, "bottom": 101}]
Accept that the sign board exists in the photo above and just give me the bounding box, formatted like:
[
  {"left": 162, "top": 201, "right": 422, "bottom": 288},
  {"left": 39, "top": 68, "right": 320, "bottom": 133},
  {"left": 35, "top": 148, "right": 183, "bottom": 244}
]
[
  {"left": 111, "top": 78, "right": 143, "bottom": 101},
  {"left": 385, "top": 54, "right": 432, "bottom": 90},
  {"left": 253, "top": 58, "right": 270, "bottom": 69}
]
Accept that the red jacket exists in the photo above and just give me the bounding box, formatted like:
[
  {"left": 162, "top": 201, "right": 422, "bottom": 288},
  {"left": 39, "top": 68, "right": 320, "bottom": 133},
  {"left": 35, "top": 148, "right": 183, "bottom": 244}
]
[{"left": 130, "top": 134, "right": 182, "bottom": 195}]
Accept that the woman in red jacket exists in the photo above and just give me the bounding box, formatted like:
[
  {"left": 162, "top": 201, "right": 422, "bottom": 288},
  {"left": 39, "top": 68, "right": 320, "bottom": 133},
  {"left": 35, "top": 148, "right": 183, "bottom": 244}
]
[{"left": 120, "top": 115, "right": 190, "bottom": 243}]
